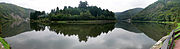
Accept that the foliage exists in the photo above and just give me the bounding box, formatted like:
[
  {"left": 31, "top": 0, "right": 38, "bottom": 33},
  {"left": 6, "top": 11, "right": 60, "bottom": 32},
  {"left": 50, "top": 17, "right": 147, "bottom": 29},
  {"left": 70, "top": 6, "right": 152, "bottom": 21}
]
[
  {"left": 78, "top": 1, "right": 88, "bottom": 8},
  {"left": 30, "top": 11, "right": 45, "bottom": 20},
  {"left": 0, "top": 37, "right": 10, "bottom": 49},
  {"left": 30, "top": 1, "right": 115, "bottom": 21},
  {"left": 132, "top": 0, "right": 180, "bottom": 22}
]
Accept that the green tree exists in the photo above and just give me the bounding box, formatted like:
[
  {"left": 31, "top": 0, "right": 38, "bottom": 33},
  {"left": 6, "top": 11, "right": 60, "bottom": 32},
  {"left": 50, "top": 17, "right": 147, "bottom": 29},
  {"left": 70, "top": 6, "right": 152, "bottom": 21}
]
[
  {"left": 78, "top": 1, "right": 88, "bottom": 8},
  {"left": 30, "top": 11, "right": 45, "bottom": 20}
]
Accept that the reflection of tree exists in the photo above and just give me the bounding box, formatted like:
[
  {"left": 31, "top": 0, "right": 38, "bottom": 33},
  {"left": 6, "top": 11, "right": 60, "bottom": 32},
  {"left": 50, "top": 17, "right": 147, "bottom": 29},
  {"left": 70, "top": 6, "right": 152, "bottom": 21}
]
[
  {"left": 1, "top": 21, "right": 32, "bottom": 38},
  {"left": 30, "top": 23, "right": 115, "bottom": 42},
  {"left": 49, "top": 23, "right": 115, "bottom": 42},
  {"left": 132, "top": 23, "right": 176, "bottom": 41},
  {"left": 30, "top": 22, "right": 45, "bottom": 31},
  {"left": 115, "top": 21, "right": 142, "bottom": 33}
]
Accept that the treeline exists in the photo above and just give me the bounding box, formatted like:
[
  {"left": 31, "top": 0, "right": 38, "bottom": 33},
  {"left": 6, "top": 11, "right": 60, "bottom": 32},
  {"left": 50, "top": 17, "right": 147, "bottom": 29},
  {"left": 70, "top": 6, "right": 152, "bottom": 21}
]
[{"left": 30, "top": 1, "right": 115, "bottom": 21}]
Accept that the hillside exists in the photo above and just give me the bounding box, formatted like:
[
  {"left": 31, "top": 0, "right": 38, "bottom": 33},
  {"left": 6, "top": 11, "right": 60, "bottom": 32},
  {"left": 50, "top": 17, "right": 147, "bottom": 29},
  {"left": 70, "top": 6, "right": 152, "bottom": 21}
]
[
  {"left": 0, "top": 2, "right": 34, "bottom": 21},
  {"left": 132, "top": 0, "right": 180, "bottom": 21},
  {"left": 115, "top": 8, "right": 143, "bottom": 20}
]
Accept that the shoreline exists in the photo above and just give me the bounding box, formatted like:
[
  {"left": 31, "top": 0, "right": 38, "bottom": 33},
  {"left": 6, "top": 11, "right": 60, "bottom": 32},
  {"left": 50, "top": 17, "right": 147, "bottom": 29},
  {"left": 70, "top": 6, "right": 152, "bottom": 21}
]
[
  {"left": 31, "top": 20, "right": 117, "bottom": 24},
  {"left": 131, "top": 21, "right": 176, "bottom": 24}
]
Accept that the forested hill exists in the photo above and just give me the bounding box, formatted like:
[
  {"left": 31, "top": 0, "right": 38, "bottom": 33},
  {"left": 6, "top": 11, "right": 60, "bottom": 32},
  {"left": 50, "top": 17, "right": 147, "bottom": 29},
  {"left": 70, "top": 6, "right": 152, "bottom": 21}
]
[
  {"left": 0, "top": 3, "right": 34, "bottom": 21},
  {"left": 132, "top": 0, "right": 180, "bottom": 22},
  {"left": 115, "top": 8, "right": 143, "bottom": 20},
  {"left": 30, "top": 1, "right": 115, "bottom": 21}
]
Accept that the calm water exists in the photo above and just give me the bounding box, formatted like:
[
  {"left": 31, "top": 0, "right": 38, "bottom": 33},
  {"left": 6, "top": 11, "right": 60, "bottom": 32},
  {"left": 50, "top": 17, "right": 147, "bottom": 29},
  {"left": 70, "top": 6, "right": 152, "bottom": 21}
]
[{"left": 1, "top": 21, "right": 176, "bottom": 49}]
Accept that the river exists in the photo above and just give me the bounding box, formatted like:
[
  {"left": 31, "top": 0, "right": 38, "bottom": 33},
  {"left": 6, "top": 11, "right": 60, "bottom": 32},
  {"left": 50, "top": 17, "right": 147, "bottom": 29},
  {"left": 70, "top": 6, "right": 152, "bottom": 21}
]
[{"left": 1, "top": 21, "right": 176, "bottom": 49}]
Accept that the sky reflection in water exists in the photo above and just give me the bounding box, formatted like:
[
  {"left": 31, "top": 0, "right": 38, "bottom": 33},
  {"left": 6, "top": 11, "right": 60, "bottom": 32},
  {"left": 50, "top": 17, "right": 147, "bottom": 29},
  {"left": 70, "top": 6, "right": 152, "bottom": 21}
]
[{"left": 5, "top": 27, "right": 156, "bottom": 49}]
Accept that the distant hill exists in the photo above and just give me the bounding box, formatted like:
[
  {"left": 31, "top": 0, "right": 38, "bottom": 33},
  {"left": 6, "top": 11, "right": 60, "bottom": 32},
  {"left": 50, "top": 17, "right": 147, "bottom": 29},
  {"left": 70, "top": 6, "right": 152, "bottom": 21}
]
[
  {"left": 0, "top": 2, "right": 35, "bottom": 21},
  {"left": 132, "top": 0, "right": 180, "bottom": 21},
  {"left": 115, "top": 8, "right": 143, "bottom": 20}
]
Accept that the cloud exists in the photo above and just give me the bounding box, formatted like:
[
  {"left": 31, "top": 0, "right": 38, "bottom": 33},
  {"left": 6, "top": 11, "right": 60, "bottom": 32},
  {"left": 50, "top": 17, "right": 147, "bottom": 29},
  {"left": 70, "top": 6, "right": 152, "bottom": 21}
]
[{"left": 0, "top": 0, "right": 157, "bottom": 12}]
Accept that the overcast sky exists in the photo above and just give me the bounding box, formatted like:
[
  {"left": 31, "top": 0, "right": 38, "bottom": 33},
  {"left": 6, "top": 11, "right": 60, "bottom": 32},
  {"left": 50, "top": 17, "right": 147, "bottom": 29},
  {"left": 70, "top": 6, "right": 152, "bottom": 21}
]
[{"left": 0, "top": 0, "right": 157, "bottom": 12}]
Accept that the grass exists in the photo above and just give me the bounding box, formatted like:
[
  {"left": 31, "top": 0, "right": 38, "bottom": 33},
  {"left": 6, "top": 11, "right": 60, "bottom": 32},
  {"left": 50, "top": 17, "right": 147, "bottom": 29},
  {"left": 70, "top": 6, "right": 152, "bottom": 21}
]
[
  {"left": 174, "top": 23, "right": 180, "bottom": 40},
  {"left": 0, "top": 37, "right": 10, "bottom": 49},
  {"left": 166, "top": 23, "right": 180, "bottom": 48}
]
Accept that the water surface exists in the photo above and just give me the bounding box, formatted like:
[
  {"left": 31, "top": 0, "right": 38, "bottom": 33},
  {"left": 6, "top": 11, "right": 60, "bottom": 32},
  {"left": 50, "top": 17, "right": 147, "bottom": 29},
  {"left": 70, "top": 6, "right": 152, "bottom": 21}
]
[{"left": 1, "top": 21, "right": 176, "bottom": 49}]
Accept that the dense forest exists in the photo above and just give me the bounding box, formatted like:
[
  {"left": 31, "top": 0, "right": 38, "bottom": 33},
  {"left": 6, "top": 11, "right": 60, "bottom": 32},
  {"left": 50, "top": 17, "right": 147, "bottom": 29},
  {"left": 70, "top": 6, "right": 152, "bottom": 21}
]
[
  {"left": 132, "top": 0, "right": 180, "bottom": 22},
  {"left": 30, "top": 1, "right": 115, "bottom": 21}
]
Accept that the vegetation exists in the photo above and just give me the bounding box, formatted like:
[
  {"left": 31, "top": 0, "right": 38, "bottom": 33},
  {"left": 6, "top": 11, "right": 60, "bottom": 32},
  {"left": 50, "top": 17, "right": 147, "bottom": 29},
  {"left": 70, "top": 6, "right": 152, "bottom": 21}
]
[
  {"left": 0, "top": 3, "right": 34, "bottom": 21},
  {"left": 30, "top": 11, "right": 46, "bottom": 20},
  {"left": 0, "top": 37, "right": 10, "bottom": 49},
  {"left": 132, "top": 0, "right": 180, "bottom": 22},
  {"left": 30, "top": 1, "right": 115, "bottom": 21},
  {"left": 115, "top": 8, "right": 143, "bottom": 20}
]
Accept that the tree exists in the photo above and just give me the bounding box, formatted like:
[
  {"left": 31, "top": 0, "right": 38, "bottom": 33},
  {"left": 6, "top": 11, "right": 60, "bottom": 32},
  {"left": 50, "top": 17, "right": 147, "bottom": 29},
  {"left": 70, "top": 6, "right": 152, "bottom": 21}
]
[
  {"left": 30, "top": 11, "right": 45, "bottom": 20},
  {"left": 50, "top": 9, "right": 56, "bottom": 14},
  {"left": 78, "top": 1, "right": 88, "bottom": 8},
  {"left": 56, "top": 7, "right": 60, "bottom": 14},
  {"left": 33, "top": 1, "right": 115, "bottom": 21},
  {"left": 56, "top": 7, "right": 59, "bottom": 11},
  {"left": 64, "top": 6, "right": 67, "bottom": 10},
  {"left": 80, "top": 11, "right": 93, "bottom": 19}
]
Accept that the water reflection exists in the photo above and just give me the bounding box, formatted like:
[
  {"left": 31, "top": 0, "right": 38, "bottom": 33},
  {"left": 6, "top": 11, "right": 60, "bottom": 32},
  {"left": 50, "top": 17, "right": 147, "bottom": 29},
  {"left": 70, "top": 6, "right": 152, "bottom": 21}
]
[
  {"left": 5, "top": 27, "right": 156, "bottom": 49},
  {"left": 1, "top": 21, "right": 32, "bottom": 37},
  {"left": 132, "top": 22, "right": 176, "bottom": 41},
  {"left": 30, "top": 23, "right": 115, "bottom": 42},
  {"left": 115, "top": 22, "right": 142, "bottom": 33},
  {"left": 2, "top": 21, "right": 173, "bottom": 49}
]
